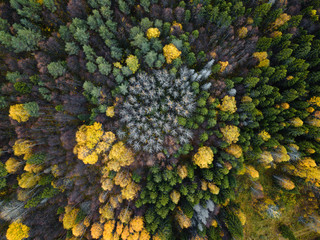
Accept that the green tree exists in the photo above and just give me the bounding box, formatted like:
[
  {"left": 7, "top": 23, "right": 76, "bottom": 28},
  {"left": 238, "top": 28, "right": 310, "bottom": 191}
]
[{"left": 47, "top": 61, "right": 67, "bottom": 78}]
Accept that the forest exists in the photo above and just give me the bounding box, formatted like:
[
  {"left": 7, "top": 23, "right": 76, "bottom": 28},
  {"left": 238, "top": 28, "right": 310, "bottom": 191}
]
[{"left": 0, "top": 0, "right": 320, "bottom": 239}]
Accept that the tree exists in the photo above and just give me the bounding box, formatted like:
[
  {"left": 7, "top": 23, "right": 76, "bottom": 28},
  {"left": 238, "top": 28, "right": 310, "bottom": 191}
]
[
  {"left": 108, "top": 142, "right": 134, "bottom": 171},
  {"left": 126, "top": 55, "right": 139, "bottom": 73},
  {"left": 63, "top": 207, "right": 80, "bottom": 230},
  {"left": 146, "top": 28, "right": 160, "bottom": 39},
  {"left": 47, "top": 61, "right": 67, "bottom": 78},
  {"left": 145, "top": 51, "right": 157, "bottom": 67},
  {"left": 163, "top": 43, "right": 181, "bottom": 64},
  {"left": 6, "top": 222, "right": 30, "bottom": 240},
  {"left": 220, "top": 125, "right": 240, "bottom": 144},
  {"left": 90, "top": 222, "right": 102, "bottom": 239},
  {"left": 193, "top": 146, "right": 214, "bottom": 168},
  {"left": 219, "top": 95, "right": 237, "bottom": 113},
  {"left": 18, "top": 172, "right": 39, "bottom": 189},
  {"left": 9, "top": 104, "right": 31, "bottom": 123}
]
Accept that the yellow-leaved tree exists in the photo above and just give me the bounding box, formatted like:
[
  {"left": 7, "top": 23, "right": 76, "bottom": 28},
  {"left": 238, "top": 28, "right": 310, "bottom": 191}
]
[
  {"left": 13, "top": 139, "right": 33, "bottom": 160},
  {"left": 192, "top": 146, "right": 214, "bottom": 168},
  {"left": 225, "top": 144, "right": 243, "bottom": 158},
  {"left": 219, "top": 95, "right": 237, "bottom": 113},
  {"left": 5, "top": 157, "right": 21, "bottom": 173},
  {"left": 18, "top": 172, "right": 40, "bottom": 188},
  {"left": 74, "top": 122, "right": 116, "bottom": 164},
  {"left": 220, "top": 125, "right": 240, "bottom": 144},
  {"left": 6, "top": 221, "right": 30, "bottom": 240},
  {"left": 63, "top": 207, "right": 79, "bottom": 230},
  {"left": 163, "top": 43, "right": 181, "bottom": 64},
  {"left": 9, "top": 104, "right": 31, "bottom": 123},
  {"left": 175, "top": 207, "right": 191, "bottom": 229},
  {"left": 146, "top": 28, "right": 160, "bottom": 39},
  {"left": 107, "top": 141, "right": 134, "bottom": 171}
]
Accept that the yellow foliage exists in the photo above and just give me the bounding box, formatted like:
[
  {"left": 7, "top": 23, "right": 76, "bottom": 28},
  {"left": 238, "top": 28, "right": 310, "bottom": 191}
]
[
  {"left": 17, "top": 189, "right": 29, "bottom": 201},
  {"left": 281, "top": 102, "right": 290, "bottom": 109},
  {"left": 18, "top": 172, "right": 39, "bottom": 189},
  {"left": 72, "top": 222, "right": 85, "bottom": 237},
  {"left": 13, "top": 139, "right": 33, "bottom": 160},
  {"left": 74, "top": 124, "right": 115, "bottom": 165},
  {"left": 177, "top": 165, "right": 188, "bottom": 179},
  {"left": 253, "top": 52, "right": 269, "bottom": 67},
  {"left": 110, "top": 194, "right": 123, "bottom": 208},
  {"left": 286, "top": 75, "right": 294, "bottom": 80},
  {"left": 272, "top": 145, "right": 290, "bottom": 163},
  {"left": 170, "top": 21, "right": 183, "bottom": 32},
  {"left": 299, "top": 157, "right": 317, "bottom": 168},
  {"left": 6, "top": 221, "right": 30, "bottom": 240},
  {"left": 146, "top": 28, "right": 160, "bottom": 39},
  {"left": 119, "top": 209, "right": 132, "bottom": 224},
  {"left": 271, "top": 13, "right": 291, "bottom": 29},
  {"left": 290, "top": 117, "right": 303, "bottom": 127},
  {"left": 259, "top": 151, "right": 273, "bottom": 167},
  {"left": 114, "top": 169, "right": 132, "bottom": 188},
  {"left": 63, "top": 208, "right": 79, "bottom": 230},
  {"left": 241, "top": 96, "right": 252, "bottom": 103},
  {"left": 176, "top": 207, "right": 191, "bottom": 229},
  {"left": 130, "top": 216, "right": 144, "bottom": 232},
  {"left": 225, "top": 144, "right": 242, "bottom": 158},
  {"left": 91, "top": 222, "right": 103, "bottom": 239},
  {"left": 116, "top": 222, "right": 124, "bottom": 235},
  {"left": 101, "top": 178, "right": 113, "bottom": 191},
  {"left": 238, "top": 27, "right": 248, "bottom": 38},
  {"left": 163, "top": 43, "right": 181, "bottom": 64},
  {"left": 126, "top": 55, "right": 140, "bottom": 74},
  {"left": 114, "top": 62, "right": 122, "bottom": 69},
  {"left": 258, "top": 130, "right": 271, "bottom": 141},
  {"left": 307, "top": 107, "right": 315, "bottom": 113},
  {"left": 211, "top": 220, "right": 218, "bottom": 227},
  {"left": 121, "top": 181, "right": 141, "bottom": 200},
  {"left": 246, "top": 165, "right": 259, "bottom": 179},
  {"left": 24, "top": 163, "right": 43, "bottom": 173},
  {"left": 84, "top": 217, "right": 90, "bottom": 227},
  {"left": 170, "top": 190, "right": 181, "bottom": 204},
  {"left": 82, "top": 152, "right": 99, "bottom": 164},
  {"left": 218, "top": 61, "right": 228, "bottom": 72},
  {"left": 121, "top": 225, "right": 130, "bottom": 240},
  {"left": 103, "top": 220, "right": 115, "bottom": 239},
  {"left": 236, "top": 210, "right": 246, "bottom": 225},
  {"left": 106, "top": 106, "right": 115, "bottom": 117},
  {"left": 140, "top": 229, "right": 151, "bottom": 240},
  {"left": 9, "top": 104, "right": 31, "bottom": 123},
  {"left": 308, "top": 96, "right": 320, "bottom": 107},
  {"left": 277, "top": 177, "right": 295, "bottom": 190},
  {"left": 253, "top": 52, "right": 267, "bottom": 62},
  {"left": 307, "top": 117, "right": 320, "bottom": 127},
  {"left": 258, "top": 59, "right": 270, "bottom": 67},
  {"left": 220, "top": 125, "right": 240, "bottom": 144},
  {"left": 5, "top": 157, "right": 20, "bottom": 173},
  {"left": 270, "top": 31, "right": 282, "bottom": 38},
  {"left": 76, "top": 122, "right": 104, "bottom": 149},
  {"left": 192, "top": 146, "right": 214, "bottom": 168},
  {"left": 219, "top": 95, "right": 237, "bottom": 113},
  {"left": 99, "top": 204, "right": 114, "bottom": 220},
  {"left": 108, "top": 142, "right": 134, "bottom": 171},
  {"left": 208, "top": 183, "right": 220, "bottom": 195},
  {"left": 201, "top": 180, "right": 208, "bottom": 191}
]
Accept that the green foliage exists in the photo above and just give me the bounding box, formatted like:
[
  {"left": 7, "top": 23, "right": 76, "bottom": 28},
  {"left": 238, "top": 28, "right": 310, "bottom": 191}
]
[
  {"left": 14, "top": 82, "right": 32, "bottom": 94},
  {"left": 279, "top": 224, "right": 297, "bottom": 240},
  {"left": 47, "top": 61, "right": 67, "bottom": 78},
  {"left": 24, "top": 102, "right": 39, "bottom": 117},
  {"left": 27, "top": 153, "right": 46, "bottom": 165}
]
